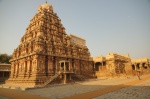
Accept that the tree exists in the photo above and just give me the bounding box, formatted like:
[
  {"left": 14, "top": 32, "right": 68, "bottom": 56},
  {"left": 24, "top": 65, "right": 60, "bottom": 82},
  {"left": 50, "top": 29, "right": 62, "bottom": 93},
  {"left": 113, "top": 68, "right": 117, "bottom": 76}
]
[{"left": 0, "top": 53, "right": 12, "bottom": 64}]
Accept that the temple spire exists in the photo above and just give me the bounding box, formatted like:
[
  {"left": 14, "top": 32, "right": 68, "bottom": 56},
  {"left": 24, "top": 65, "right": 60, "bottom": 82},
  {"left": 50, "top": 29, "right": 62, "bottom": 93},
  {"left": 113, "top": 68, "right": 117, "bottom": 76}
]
[{"left": 46, "top": 0, "right": 47, "bottom": 4}]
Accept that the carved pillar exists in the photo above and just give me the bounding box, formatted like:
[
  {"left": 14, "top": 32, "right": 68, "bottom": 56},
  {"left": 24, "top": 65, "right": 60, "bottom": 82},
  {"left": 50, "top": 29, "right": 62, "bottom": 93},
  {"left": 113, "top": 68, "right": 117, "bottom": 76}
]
[
  {"left": 135, "top": 63, "right": 137, "bottom": 70},
  {"left": 63, "top": 74, "right": 67, "bottom": 84},
  {"left": 48, "top": 56, "right": 52, "bottom": 73},
  {"left": 52, "top": 57, "right": 55, "bottom": 73},
  {"left": 30, "top": 60, "right": 32, "bottom": 73},
  {"left": 69, "top": 60, "right": 72, "bottom": 71},
  {"left": 10, "top": 62, "right": 15, "bottom": 78},
  {"left": 35, "top": 55, "right": 39, "bottom": 73},
  {"left": 55, "top": 57, "right": 58, "bottom": 72},
  {"left": 17, "top": 60, "right": 21, "bottom": 75},
  {"left": 14, "top": 62, "right": 16, "bottom": 75},
  {"left": 102, "top": 62, "right": 103, "bottom": 70},
  {"left": 32, "top": 55, "right": 38, "bottom": 73},
  {"left": 64, "top": 62, "right": 66, "bottom": 71},
  {"left": 25, "top": 59, "right": 27, "bottom": 73},
  {"left": 27, "top": 57, "right": 30, "bottom": 73},
  {"left": 72, "top": 59, "right": 74, "bottom": 72},
  {"left": 140, "top": 63, "right": 142, "bottom": 69},
  {"left": 37, "top": 59, "right": 40, "bottom": 73},
  {"left": 15, "top": 62, "right": 19, "bottom": 77},
  {"left": 42, "top": 56, "right": 46, "bottom": 72},
  {"left": 24, "top": 59, "right": 27, "bottom": 76}
]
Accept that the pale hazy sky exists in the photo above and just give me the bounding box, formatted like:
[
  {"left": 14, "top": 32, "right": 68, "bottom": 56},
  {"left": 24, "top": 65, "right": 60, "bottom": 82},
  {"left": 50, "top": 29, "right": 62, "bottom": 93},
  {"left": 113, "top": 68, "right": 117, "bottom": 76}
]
[{"left": 0, "top": 0, "right": 150, "bottom": 59}]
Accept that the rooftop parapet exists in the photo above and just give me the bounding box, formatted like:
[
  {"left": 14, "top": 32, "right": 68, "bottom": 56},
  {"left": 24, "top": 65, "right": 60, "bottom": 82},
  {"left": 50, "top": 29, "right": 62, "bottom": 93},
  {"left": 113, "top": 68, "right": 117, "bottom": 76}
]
[{"left": 131, "top": 58, "right": 149, "bottom": 63}]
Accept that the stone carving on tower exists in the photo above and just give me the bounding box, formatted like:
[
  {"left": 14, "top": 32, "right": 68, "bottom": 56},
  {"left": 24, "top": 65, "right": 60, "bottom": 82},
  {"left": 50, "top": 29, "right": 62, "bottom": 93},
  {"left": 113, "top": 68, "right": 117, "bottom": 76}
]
[{"left": 6, "top": 2, "right": 94, "bottom": 88}]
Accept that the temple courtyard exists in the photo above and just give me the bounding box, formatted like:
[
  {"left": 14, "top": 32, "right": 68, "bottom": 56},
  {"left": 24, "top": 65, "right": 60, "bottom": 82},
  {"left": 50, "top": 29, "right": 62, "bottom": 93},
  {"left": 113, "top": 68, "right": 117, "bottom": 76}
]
[{"left": 0, "top": 74, "right": 150, "bottom": 99}]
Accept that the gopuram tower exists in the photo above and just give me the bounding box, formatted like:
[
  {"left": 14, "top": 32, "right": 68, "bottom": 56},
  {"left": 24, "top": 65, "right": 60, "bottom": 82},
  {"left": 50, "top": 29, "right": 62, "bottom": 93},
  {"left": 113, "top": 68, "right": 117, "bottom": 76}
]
[{"left": 6, "top": 3, "right": 93, "bottom": 88}]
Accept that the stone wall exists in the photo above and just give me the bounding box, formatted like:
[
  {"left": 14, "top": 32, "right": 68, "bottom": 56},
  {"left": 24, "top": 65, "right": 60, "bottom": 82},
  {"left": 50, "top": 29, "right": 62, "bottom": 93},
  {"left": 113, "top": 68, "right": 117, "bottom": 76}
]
[{"left": 94, "top": 53, "right": 132, "bottom": 78}]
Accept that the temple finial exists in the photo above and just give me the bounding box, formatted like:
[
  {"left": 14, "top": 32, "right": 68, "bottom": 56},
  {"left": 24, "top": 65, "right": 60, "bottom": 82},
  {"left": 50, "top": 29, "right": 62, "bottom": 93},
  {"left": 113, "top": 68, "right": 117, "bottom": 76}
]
[{"left": 46, "top": 0, "right": 47, "bottom": 4}]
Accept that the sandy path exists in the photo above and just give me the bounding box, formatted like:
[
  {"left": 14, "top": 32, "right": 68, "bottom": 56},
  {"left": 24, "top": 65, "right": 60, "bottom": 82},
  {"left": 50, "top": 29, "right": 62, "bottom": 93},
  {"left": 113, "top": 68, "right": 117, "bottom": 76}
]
[
  {"left": 0, "top": 88, "right": 50, "bottom": 99},
  {"left": 25, "top": 75, "right": 149, "bottom": 99},
  {"left": 0, "top": 74, "right": 150, "bottom": 99},
  {"left": 63, "top": 75, "right": 150, "bottom": 99}
]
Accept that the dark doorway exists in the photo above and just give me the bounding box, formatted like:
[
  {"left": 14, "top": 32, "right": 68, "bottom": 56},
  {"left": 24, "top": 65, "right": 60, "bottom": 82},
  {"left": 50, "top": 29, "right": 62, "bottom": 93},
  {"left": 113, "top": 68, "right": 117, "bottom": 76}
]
[
  {"left": 95, "top": 62, "right": 102, "bottom": 71},
  {"left": 132, "top": 64, "right": 135, "bottom": 70}
]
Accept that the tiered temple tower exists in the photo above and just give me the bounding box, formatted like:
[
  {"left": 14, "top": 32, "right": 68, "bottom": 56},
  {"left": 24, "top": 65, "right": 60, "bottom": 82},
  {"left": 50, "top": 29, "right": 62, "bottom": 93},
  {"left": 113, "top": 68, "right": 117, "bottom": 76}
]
[{"left": 6, "top": 3, "right": 93, "bottom": 88}]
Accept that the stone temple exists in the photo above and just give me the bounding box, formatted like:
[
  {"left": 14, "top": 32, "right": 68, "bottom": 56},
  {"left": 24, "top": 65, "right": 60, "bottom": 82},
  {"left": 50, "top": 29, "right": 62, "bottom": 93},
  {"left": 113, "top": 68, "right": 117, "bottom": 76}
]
[
  {"left": 4, "top": 3, "right": 150, "bottom": 90},
  {"left": 5, "top": 3, "right": 93, "bottom": 88}
]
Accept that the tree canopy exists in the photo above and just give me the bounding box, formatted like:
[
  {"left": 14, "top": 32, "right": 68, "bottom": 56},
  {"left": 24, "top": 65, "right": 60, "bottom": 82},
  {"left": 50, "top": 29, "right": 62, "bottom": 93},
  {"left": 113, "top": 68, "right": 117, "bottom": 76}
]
[{"left": 0, "top": 53, "right": 12, "bottom": 64}]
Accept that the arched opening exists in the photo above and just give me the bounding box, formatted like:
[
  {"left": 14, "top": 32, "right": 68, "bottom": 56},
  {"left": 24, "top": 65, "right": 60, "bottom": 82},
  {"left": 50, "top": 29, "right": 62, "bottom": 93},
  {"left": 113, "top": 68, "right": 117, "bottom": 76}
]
[
  {"left": 142, "top": 63, "right": 147, "bottom": 69},
  {"left": 65, "top": 62, "right": 69, "bottom": 71},
  {"left": 60, "top": 61, "right": 70, "bottom": 71},
  {"left": 95, "top": 62, "right": 103, "bottom": 71},
  {"left": 132, "top": 64, "right": 135, "bottom": 70},
  {"left": 136, "top": 63, "right": 140, "bottom": 69}
]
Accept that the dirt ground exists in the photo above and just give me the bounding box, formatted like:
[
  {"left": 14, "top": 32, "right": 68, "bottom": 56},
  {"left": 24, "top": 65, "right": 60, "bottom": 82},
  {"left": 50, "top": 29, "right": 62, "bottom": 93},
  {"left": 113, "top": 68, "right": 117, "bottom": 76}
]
[
  {"left": 0, "top": 88, "right": 49, "bottom": 99},
  {"left": 0, "top": 74, "right": 150, "bottom": 99}
]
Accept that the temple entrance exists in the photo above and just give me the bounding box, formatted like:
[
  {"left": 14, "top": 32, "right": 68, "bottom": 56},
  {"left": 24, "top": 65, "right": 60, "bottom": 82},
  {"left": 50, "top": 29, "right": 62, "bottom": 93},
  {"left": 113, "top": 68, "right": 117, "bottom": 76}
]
[
  {"left": 59, "top": 60, "right": 74, "bottom": 84},
  {"left": 94, "top": 62, "right": 106, "bottom": 71},
  {"left": 59, "top": 60, "right": 70, "bottom": 72},
  {"left": 95, "top": 62, "right": 100, "bottom": 71}
]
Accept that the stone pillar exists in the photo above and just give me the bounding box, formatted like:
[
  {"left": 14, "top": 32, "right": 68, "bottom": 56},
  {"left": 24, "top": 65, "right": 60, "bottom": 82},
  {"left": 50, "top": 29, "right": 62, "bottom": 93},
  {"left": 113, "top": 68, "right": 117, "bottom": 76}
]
[
  {"left": 135, "top": 63, "right": 137, "bottom": 70},
  {"left": 32, "top": 60, "right": 35, "bottom": 72},
  {"left": 48, "top": 56, "right": 52, "bottom": 73},
  {"left": 36, "top": 59, "right": 39, "bottom": 73},
  {"left": 102, "top": 62, "right": 103, "bottom": 70},
  {"left": 15, "top": 63, "right": 19, "bottom": 77},
  {"left": 69, "top": 61, "right": 71, "bottom": 71},
  {"left": 41, "top": 56, "right": 45, "bottom": 72},
  {"left": 30, "top": 60, "right": 32, "bottom": 73},
  {"left": 140, "top": 63, "right": 142, "bottom": 69},
  {"left": 34, "top": 55, "right": 38, "bottom": 73},
  {"left": 10, "top": 62, "right": 15, "bottom": 78},
  {"left": 69, "top": 60, "right": 72, "bottom": 71},
  {"left": 63, "top": 74, "right": 66, "bottom": 84},
  {"left": 27, "top": 59, "right": 31, "bottom": 77},
  {"left": 24, "top": 61, "right": 27, "bottom": 73},
  {"left": 27, "top": 59, "right": 30, "bottom": 73},
  {"left": 52, "top": 57, "right": 55, "bottom": 73},
  {"left": 55, "top": 57, "right": 57, "bottom": 72},
  {"left": 64, "top": 62, "right": 66, "bottom": 72}
]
